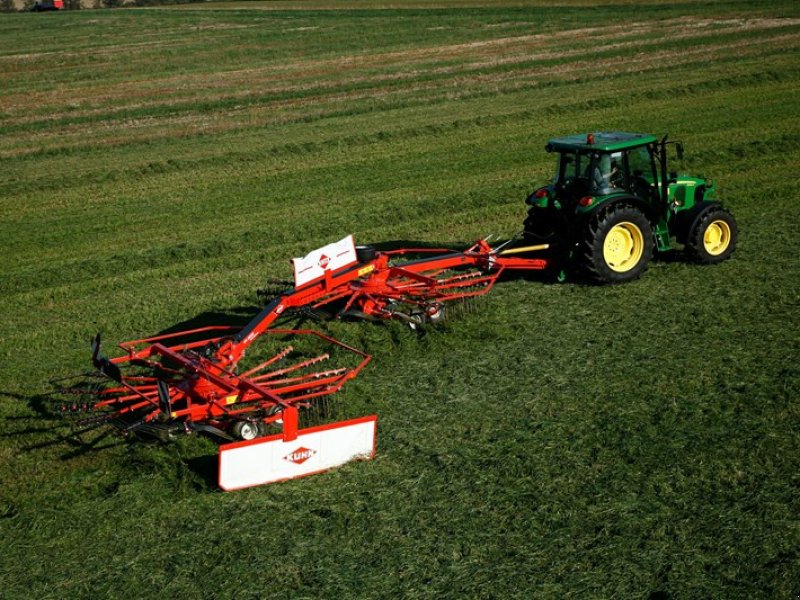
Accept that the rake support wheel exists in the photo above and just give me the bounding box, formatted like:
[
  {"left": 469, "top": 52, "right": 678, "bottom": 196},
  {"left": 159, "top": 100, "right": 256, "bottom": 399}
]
[
  {"left": 232, "top": 420, "right": 262, "bottom": 441},
  {"left": 580, "top": 203, "right": 654, "bottom": 283}
]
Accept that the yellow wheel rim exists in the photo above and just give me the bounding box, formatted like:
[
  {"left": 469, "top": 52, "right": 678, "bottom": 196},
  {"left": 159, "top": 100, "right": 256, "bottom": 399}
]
[
  {"left": 703, "top": 220, "right": 731, "bottom": 256},
  {"left": 603, "top": 222, "right": 644, "bottom": 272}
]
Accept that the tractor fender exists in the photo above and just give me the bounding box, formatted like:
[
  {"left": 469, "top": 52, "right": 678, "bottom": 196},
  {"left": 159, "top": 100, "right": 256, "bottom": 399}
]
[
  {"left": 674, "top": 200, "right": 723, "bottom": 244},
  {"left": 579, "top": 194, "right": 657, "bottom": 224}
]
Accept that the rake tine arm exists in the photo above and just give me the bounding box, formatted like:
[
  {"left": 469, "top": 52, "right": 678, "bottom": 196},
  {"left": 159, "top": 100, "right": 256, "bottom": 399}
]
[
  {"left": 91, "top": 334, "right": 123, "bottom": 382},
  {"left": 94, "top": 391, "right": 159, "bottom": 409},
  {"left": 271, "top": 328, "right": 371, "bottom": 362},
  {"left": 386, "top": 267, "right": 439, "bottom": 287},
  {"left": 103, "top": 398, "right": 162, "bottom": 418},
  {"left": 252, "top": 354, "right": 330, "bottom": 381},
  {"left": 239, "top": 346, "right": 293, "bottom": 378},
  {"left": 252, "top": 367, "right": 347, "bottom": 386},
  {"left": 341, "top": 290, "right": 366, "bottom": 313},
  {"left": 262, "top": 373, "right": 349, "bottom": 397},
  {"left": 282, "top": 380, "right": 355, "bottom": 403},
  {"left": 97, "top": 384, "right": 158, "bottom": 395}
]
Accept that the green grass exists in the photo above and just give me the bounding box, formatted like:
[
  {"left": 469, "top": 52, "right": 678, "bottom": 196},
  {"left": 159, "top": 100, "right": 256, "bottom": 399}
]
[{"left": 1, "top": 1, "right": 799, "bottom": 597}]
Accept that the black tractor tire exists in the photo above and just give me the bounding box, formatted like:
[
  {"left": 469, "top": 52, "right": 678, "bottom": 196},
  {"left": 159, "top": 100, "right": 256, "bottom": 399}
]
[
  {"left": 685, "top": 207, "right": 737, "bottom": 264},
  {"left": 579, "top": 204, "right": 654, "bottom": 284}
]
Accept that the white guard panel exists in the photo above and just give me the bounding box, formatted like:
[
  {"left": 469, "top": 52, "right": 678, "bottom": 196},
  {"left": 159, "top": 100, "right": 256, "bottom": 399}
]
[
  {"left": 218, "top": 415, "right": 377, "bottom": 491},
  {"left": 292, "top": 234, "right": 357, "bottom": 288}
]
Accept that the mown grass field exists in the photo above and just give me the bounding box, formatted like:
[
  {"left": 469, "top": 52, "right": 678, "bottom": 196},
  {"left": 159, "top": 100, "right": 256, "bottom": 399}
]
[{"left": 1, "top": 1, "right": 799, "bottom": 597}]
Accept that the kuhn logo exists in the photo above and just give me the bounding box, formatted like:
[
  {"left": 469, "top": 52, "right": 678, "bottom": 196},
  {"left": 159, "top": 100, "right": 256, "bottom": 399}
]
[
  {"left": 284, "top": 447, "right": 317, "bottom": 465},
  {"left": 318, "top": 254, "right": 330, "bottom": 269}
]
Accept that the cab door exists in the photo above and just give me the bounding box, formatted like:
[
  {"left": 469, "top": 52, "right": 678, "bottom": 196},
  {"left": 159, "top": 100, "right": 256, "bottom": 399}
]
[{"left": 623, "top": 145, "right": 659, "bottom": 202}]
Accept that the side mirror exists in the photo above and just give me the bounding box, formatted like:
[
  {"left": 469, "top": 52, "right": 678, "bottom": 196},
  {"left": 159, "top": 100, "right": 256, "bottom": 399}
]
[{"left": 676, "top": 143, "right": 684, "bottom": 161}]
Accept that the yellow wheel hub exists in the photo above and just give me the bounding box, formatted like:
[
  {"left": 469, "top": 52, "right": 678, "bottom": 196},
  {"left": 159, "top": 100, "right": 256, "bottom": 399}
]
[
  {"left": 703, "top": 220, "right": 731, "bottom": 256},
  {"left": 603, "top": 222, "right": 644, "bottom": 272}
]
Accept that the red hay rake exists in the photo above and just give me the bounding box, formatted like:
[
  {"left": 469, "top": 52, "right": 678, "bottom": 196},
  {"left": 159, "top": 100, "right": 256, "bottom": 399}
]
[
  {"left": 58, "top": 235, "right": 549, "bottom": 488},
  {"left": 77, "top": 328, "right": 370, "bottom": 442}
]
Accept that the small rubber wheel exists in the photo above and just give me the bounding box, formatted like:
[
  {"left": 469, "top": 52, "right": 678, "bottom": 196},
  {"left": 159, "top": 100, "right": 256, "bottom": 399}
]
[
  {"left": 580, "top": 204, "right": 654, "bottom": 283},
  {"left": 356, "top": 245, "right": 376, "bottom": 263},
  {"left": 232, "top": 420, "right": 261, "bottom": 441},
  {"left": 686, "top": 208, "right": 737, "bottom": 264},
  {"left": 426, "top": 304, "right": 445, "bottom": 324}
]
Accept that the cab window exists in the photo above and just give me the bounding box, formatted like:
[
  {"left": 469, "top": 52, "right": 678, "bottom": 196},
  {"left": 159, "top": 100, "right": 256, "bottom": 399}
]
[{"left": 627, "top": 146, "right": 654, "bottom": 182}]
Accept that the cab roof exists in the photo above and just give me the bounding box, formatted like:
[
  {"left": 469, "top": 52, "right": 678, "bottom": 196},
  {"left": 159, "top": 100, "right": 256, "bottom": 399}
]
[{"left": 546, "top": 132, "right": 658, "bottom": 153}]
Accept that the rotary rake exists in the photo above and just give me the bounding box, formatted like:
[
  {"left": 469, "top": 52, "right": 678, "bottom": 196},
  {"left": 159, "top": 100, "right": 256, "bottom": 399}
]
[
  {"left": 58, "top": 234, "right": 549, "bottom": 488},
  {"left": 62, "top": 328, "right": 370, "bottom": 443}
]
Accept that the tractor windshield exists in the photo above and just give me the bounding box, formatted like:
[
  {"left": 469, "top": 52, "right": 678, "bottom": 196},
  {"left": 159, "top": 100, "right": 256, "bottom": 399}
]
[{"left": 553, "top": 150, "right": 622, "bottom": 195}]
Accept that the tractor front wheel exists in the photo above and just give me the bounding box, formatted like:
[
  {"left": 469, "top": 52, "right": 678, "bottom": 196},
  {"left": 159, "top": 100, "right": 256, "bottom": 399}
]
[
  {"left": 580, "top": 204, "right": 654, "bottom": 284},
  {"left": 686, "top": 208, "right": 738, "bottom": 264}
]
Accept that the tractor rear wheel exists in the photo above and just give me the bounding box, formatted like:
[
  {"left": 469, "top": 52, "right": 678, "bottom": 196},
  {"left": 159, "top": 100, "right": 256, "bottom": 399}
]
[
  {"left": 686, "top": 208, "right": 737, "bottom": 264},
  {"left": 580, "top": 204, "right": 654, "bottom": 283}
]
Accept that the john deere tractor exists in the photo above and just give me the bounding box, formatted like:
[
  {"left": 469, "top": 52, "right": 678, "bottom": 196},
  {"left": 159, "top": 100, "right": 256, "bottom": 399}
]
[{"left": 523, "top": 132, "right": 737, "bottom": 283}]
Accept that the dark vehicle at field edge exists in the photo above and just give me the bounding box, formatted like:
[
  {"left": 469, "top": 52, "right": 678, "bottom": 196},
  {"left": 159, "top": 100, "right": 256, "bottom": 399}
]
[{"left": 30, "top": 0, "right": 63, "bottom": 10}]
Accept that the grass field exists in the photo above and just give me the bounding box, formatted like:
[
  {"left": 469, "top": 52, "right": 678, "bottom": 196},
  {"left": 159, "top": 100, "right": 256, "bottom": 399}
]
[{"left": 1, "top": 1, "right": 799, "bottom": 597}]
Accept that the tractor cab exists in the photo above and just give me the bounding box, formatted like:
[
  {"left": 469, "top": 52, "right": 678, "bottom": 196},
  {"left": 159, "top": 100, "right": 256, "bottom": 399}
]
[
  {"left": 522, "top": 131, "right": 737, "bottom": 283},
  {"left": 545, "top": 132, "right": 660, "bottom": 206}
]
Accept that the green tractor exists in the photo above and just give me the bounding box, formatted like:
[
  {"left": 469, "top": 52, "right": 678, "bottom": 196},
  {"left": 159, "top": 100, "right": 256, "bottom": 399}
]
[{"left": 523, "top": 132, "right": 737, "bottom": 283}]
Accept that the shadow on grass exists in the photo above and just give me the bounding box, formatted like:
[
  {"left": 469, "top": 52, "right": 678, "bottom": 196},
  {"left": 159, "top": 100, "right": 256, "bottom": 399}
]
[
  {"left": 652, "top": 248, "right": 690, "bottom": 264},
  {"left": 155, "top": 305, "right": 260, "bottom": 337},
  {"left": 0, "top": 391, "right": 126, "bottom": 460},
  {"left": 185, "top": 454, "right": 218, "bottom": 490}
]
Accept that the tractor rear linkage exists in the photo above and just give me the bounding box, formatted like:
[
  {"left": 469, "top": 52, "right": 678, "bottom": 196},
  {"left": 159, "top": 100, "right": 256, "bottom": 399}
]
[{"left": 59, "top": 235, "right": 549, "bottom": 487}]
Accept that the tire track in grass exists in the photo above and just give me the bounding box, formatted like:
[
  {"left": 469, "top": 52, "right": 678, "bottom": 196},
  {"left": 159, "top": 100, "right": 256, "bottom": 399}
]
[
  {"left": 1, "top": 33, "right": 796, "bottom": 168},
  {"left": 5, "top": 31, "right": 798, "bottom": 139},
  {"left": 2, "top": 16, "right": 797, "bottom": 130},
  {"left": 2, "top": 55, "right": 797, "bottom": 206},
  {"left": 3, "top": 73, "right": 796, "bottom": 244}
]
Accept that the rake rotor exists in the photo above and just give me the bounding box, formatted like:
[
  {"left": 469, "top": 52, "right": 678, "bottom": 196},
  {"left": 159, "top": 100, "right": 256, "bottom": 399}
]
[
  {"left": 59, "top": 328, "right": 370, "bottom": 442},
  {"left": 58, "top": 234, "right": 548, "bottom": 445}
]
